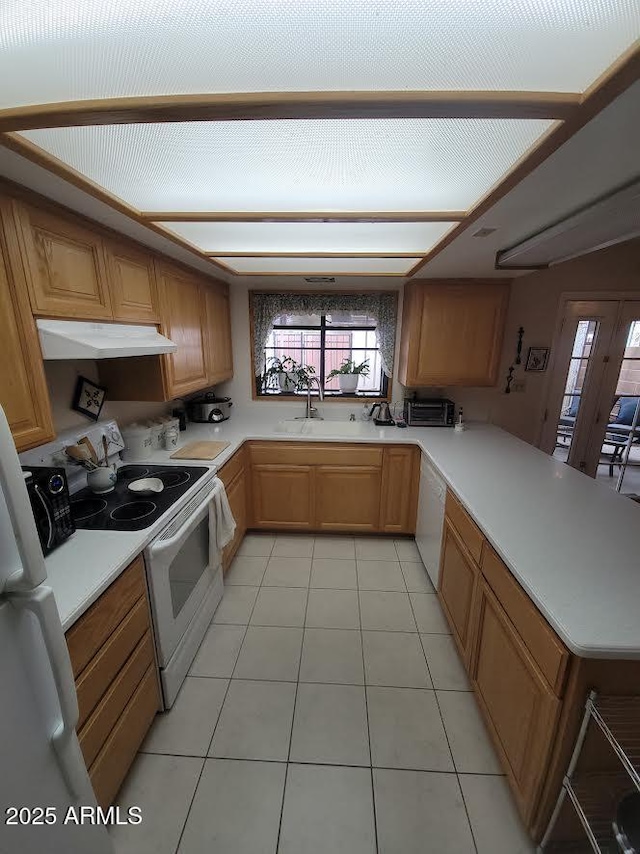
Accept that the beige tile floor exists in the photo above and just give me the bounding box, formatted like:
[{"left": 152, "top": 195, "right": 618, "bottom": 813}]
[{"left": 110, "top": 533, "right": 535, "bottom": 854}]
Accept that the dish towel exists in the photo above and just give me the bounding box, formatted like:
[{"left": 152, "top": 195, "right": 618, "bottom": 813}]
[{"left": 210, "top": 478, "right": 236, "bottom": 551}]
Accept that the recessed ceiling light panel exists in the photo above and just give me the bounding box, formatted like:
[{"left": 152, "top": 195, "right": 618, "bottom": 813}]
[
  {"left": 215, "top": 256, "right": 419, "bottom": 275},
  {"left": 21, "top": 118, "right": 552, "bottom": 212},
  {"left": 1, "top": 0, "right": 639, "bottom": 108},
  {"left": 158, "top": 221, "right": 456, "bottom": 254}
]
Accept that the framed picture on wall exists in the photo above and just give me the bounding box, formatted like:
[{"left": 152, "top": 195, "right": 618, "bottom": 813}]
[
  {"left": 525, "top": 347, "right": 550, "bottom": 372},
  {"left": 72, "top": 375, "right": 107, "bottom": 421}
]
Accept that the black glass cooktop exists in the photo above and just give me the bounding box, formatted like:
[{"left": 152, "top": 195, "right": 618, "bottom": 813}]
[{"left": 71, "top": 464, "right": 210, "bottom": 531}]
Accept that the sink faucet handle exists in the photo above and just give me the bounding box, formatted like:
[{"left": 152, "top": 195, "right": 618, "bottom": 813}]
[{"left": 349, "top": 413, "right": 356, "bottom": 422}]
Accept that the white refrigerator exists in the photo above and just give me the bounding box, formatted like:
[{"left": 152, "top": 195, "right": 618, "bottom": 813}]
[{"left": 0, "top": 405, "right": 112, "bottom": 854}]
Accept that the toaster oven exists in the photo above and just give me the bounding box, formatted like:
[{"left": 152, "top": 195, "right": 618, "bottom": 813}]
[{"left": 403, "top": 398, "right": 455, "bottom": 427}]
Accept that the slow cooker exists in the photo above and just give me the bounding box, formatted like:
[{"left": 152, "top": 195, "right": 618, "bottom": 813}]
[{"left": 187, "top": 394, "right": 233, "bottom": 423}]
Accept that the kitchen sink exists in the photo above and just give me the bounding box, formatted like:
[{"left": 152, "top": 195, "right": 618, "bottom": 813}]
[{"left": 274, "top": 419, "right": 369, "bottom": 437}]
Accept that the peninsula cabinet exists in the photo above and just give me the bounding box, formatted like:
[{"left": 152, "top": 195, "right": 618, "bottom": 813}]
[
  {"left": 437, "top": 488, "right": 640, "bottom": 843},
  {"left": 247, "top": 442, "right": 418, "bottom": 533},
  {"left": 106, "top": 238, "right": 159, "bottom": 323},
  {"left": 0, "top": 199, "right": 55, "bottom": 451},
  {"left": 472, "top": 577, "right": 561, "bottom": 820},
  {"left": 13, "top": 200, "right": 113, "bottom": 320},
  {"left": 439, "top": 519, "right": 480, "bottom": 667},
  {"left": 65, "top": 555, "right": 161, "bottom": 809},
  {"left": 398, "top": 280, "right": 509, "bottom": 387}
]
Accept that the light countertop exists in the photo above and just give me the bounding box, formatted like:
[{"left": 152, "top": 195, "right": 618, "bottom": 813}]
[{"left": 46, "top": 409, "right": 640, "bottom": 659}]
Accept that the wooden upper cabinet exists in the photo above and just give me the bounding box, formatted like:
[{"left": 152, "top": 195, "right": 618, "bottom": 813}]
[
  {"left": 379, "top": 445, "right": 419, "bottom": 533},
  {"left": 13, "top": 201, "right": 113, "bottom": 319},
  {"left": 0, "top": 200, "right": 55, "bottom": 451},
  {"left": 106, "top": 239, "right": 159, "bottom": 323},
  {"left": 398, "top": 281, "right": 509, "bottom": 387},
  {"left": 204, "top": 283, "right": 233, "bottom": 386},
  {"left": 156, "top": 263, "right": 209, "bottom": 398}
]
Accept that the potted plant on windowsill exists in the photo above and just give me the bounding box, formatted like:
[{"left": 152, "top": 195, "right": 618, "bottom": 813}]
[
  {"left": 262, "top": 356, "right": 317, "bottom": 394},
  {"left": 327, "top": 358, "right": 370, "bottom": 394}
]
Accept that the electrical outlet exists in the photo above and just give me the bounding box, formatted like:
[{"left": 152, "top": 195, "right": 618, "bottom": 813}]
[{"left": 513, "top": 381, "right": 527, "bottom": 393}]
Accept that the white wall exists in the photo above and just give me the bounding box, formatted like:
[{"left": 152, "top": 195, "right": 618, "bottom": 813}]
[{"left": 44, "top": 360, "right": 171, "bottom": 433}]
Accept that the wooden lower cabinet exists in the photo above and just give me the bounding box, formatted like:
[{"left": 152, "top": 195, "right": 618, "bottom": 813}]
[
  {"left": 437, "top": 491, "right": 579, "bottom": 839},
  {"left": 89, "top": 666, "right": 159, "bottom": 810},
  {"left": 223, "top": 471, "right": 247, "bottom": 569},
  {"left": 65, "top": 555, "right": 161, "bottom": 809},
  {"left": 252, "top": 465, "right": 314, "bottom": 530},
  {"left": 247, "top": 441, "right": 418, "bottom": 534},
  {"left": 315, "top": 465, "right": 381, "bottom": 531},
  {"left": 218, "top": 449, "right": 248, "bottom": 572},
  {"left": 438, "top": 519, "right": 479, "bottom": 665},
  {"left": 471, "top": 579, "right": 560, "bottom": 822},
  {"left": 0, "top": 198, "right": 54, "bottom": 451},
  {"left": 379, "top": 445, "right": 419, "bottom": 533}
]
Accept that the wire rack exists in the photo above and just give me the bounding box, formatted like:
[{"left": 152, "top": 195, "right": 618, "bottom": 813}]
[{"left": 541, "top": 692, "right": 640, "bottom": 853}]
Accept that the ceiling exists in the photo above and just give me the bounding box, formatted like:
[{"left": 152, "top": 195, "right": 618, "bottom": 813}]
[{"left": 0, "top": 1, "right": 638, "bottom": 279}]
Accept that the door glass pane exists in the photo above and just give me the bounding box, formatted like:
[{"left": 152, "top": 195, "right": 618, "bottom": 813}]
[
  {"left": 553, "top": 320, "right": 598, "bottom": 464},
  {"left": 596, "top": 319, "right": 640, "bottom": 495},
  {"left": 168, "top": 515, "right": 210, "bottom": 618}
]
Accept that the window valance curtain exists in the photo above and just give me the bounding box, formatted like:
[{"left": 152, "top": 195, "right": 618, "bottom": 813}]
[{"left": 252, "top": 292, "right": 397, "bottom": 377}]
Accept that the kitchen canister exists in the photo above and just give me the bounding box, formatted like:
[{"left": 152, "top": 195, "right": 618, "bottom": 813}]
[
  {"left": 121, "top": 423, "right": 153, "bottom": 460},
  {"left": 148, "top": 419, "right": 166, "bottom": 450},
  {"left": 163, "top": 424, "right": 180, "bottom": 450}
]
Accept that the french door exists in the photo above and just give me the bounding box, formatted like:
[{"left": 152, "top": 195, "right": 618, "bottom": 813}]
[{"left": 540, "top": 299, "right": 640, "bottom": 491}]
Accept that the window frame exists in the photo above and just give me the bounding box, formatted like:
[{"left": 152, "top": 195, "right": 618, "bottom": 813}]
[{"left": 250, "top": 291, "right": 394, "bottom": 403}]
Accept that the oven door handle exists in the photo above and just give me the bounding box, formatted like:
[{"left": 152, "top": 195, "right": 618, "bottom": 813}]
[{"left": 147, "top": 487, "right": 216, "bottom": 557}]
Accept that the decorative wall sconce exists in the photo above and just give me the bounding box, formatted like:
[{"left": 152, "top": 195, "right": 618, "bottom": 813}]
[
  {"left": 504, "top": 326, "right": 524, "bottom": 393},
  {"left": 515, "top": 327, "right": 525, "bottom": 365},
  {"left": 504, "top": 365, "right": 515, "bottom": 394}
]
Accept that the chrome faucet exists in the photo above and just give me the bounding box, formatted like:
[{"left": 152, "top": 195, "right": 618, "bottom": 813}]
[{"left": 304, "top": 377, "right": 324, "bottom": 419}]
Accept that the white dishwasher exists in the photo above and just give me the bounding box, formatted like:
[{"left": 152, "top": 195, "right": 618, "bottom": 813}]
[{"left": 415, "top": 455, "right": 446, "bottom": 589}]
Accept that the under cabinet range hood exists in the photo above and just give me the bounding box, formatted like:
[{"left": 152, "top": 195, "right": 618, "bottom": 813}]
[{"left": 36, "top": 319, "right": 177, "bottom": 360}]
